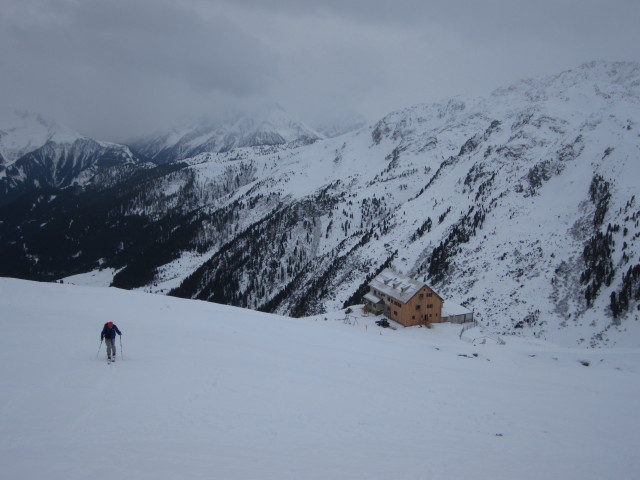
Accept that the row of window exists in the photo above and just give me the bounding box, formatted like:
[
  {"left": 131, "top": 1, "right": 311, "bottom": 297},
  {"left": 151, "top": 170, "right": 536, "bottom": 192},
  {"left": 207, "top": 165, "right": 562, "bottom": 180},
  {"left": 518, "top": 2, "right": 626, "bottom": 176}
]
[
  {"left": 411, "top": 313, "right": 439, "bottom": 321},
  {"left": 415, "top": 304, "right": 436, "bottom": 310}
]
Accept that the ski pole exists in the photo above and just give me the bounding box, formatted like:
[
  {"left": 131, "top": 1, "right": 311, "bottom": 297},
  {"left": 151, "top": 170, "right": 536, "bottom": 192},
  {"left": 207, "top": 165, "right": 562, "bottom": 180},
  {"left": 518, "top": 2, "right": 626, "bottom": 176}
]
[
  {"left": 119, "top": 335, "right": 124, "bottom": 360},
  {"left": 97, "top": 339, "right": 103, "bottom": 358}
]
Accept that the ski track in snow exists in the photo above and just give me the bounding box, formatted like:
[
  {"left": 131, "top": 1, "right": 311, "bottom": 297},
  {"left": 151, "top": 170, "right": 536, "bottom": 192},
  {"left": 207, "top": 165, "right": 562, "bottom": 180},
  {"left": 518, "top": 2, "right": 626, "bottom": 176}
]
[{"left": 1, "top": 277, "right": 639, "bottom": 479}]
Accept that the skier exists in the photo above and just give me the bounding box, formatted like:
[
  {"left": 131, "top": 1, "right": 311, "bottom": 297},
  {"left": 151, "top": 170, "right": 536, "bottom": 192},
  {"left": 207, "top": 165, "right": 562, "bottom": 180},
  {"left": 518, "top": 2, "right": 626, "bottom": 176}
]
[{"left": 100, "top": 322, "right": 122, "bottom": 362}]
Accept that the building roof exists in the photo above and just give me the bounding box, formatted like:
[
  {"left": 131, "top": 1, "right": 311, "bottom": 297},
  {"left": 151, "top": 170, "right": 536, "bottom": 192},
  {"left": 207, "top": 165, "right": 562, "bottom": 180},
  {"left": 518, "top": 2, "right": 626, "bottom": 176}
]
[
  {"left": 363, "top": 292, "right": 383, "bottom": 304},
  {"left": 442, "top": 301, "right": 473, "bottom": 317},
  {"left": 369, "top": 268, "right": 440, "bottom": 304}
]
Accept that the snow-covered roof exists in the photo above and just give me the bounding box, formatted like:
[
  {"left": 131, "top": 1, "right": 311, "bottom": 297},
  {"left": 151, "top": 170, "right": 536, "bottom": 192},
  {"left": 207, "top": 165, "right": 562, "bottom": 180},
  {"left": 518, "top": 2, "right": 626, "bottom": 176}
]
[
  {"left": 442, "top": 301, "right": 473, "bottom": 317},
  {"left": 363, "top": 292, "right": 382, "bottom": 304},
  {"left": 369, "top": 268, "right": 438, "bottom": 304}
]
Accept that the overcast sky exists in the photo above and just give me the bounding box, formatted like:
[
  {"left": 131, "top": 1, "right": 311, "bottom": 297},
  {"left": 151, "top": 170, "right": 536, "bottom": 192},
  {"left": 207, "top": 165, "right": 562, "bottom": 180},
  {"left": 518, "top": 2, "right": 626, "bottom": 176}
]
[{"left": 2, "top": 0, "right": 639, "bottom": 141}]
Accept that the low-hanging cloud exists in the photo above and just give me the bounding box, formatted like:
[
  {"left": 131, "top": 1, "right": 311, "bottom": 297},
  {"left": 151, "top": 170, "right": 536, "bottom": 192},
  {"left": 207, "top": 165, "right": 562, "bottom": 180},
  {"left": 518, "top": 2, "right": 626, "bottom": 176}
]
[
  {"left": 1, "top": 0, "right": 279, "bottom": 139},
  {"left": 2, "top": 0, "right": 639, "bottom": 141}
]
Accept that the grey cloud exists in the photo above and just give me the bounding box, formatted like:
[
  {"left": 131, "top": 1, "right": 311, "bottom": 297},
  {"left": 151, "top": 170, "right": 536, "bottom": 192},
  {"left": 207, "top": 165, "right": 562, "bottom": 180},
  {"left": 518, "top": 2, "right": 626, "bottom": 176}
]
[
  {"left": 0, "top": 0, "right": 284, "bottom": 139},
  {"left": 219, "top": 0, "right": 640, "bottom": 32},
  {"left": 4, "top": 0, "right": 277, "bottom": 96},
  {"left": 1, "top": 0, "right": 639, "bottom": 141}
]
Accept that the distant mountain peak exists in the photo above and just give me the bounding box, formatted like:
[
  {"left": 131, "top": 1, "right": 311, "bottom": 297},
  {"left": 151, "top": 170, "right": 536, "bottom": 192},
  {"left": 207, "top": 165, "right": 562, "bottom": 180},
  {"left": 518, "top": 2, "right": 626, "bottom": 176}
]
[
  {"left": 489, "top": 60, "right": 640, "bottom": 103},
  {"left": 0, "top": 107, "right": 146, "bottom": 205},
  {"left": 0, "top": 108, "right": 83, "bottom": 165},
  {"left": 312, "top": 111, "right": 368, "bottom": 138},
  {"left": 130, "top": 105, "right": 322, "bottom": 164}
]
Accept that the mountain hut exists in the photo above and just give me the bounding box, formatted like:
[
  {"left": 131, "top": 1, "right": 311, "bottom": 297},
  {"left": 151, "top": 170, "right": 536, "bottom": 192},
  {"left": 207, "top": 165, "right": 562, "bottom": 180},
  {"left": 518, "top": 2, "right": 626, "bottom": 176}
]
[{"left": 363, "top": 269, "right": 444, "bottom": 327}]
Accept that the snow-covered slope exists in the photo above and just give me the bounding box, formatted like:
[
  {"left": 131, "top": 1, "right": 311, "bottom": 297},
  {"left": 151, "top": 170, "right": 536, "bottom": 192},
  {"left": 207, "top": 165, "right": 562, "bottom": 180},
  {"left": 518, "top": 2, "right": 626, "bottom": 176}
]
[
  {"left": 130, "top": 105, "right": 322, "bottom": 164},
  {"left": 1, "top": 277, "right": 639, "bottom": 479}
]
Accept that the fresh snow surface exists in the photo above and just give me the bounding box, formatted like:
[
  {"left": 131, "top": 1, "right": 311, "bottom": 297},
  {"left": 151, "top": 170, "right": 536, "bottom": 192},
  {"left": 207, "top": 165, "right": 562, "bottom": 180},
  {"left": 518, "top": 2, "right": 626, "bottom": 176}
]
[
  {"left": 62, "top": 268, "right": 118, "bottom": 288},
  {"left": 1, "top": 277, "right": 639, "bottom": 480},
  {"left": 60, "top": 250, "right": 210, "bottom": 294}
]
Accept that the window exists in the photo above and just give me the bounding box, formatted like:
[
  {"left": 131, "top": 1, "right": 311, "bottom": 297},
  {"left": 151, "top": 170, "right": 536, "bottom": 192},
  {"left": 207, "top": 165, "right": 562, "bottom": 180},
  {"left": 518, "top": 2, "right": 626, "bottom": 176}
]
[{"left": 416, "top": 305, "right": 421, "bottom": 310}]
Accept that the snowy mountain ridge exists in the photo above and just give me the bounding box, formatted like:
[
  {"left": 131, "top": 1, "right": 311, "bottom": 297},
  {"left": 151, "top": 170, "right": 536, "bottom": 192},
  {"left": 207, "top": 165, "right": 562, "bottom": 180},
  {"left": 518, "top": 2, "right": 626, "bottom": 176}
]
[
  {"left": 0, "top": 107, "right": 149, "bottom": 205},
  {"left": 0, "top": 108, "right": 83, "bottom": 165},
  {"left": 2, "top": 61, "right": 640, "bottom": 347}
]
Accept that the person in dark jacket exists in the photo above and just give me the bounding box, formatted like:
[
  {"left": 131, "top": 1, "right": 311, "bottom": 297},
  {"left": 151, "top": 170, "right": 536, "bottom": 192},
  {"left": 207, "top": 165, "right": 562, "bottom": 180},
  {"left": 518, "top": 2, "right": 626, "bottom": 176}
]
[{"left": 101, "top": 322, "right": 122, "bottom": 361}]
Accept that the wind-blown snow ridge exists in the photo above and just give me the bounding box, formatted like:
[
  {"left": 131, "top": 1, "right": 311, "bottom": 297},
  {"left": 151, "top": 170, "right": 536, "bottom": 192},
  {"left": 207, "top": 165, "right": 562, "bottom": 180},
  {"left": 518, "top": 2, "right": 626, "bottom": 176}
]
[{"left": 1, "top": 277, "right": 639, "bottom": 479}]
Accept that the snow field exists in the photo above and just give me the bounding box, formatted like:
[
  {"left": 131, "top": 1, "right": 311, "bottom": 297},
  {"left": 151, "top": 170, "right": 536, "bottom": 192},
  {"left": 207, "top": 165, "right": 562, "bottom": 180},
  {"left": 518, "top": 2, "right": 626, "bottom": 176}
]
[{"left": 1, "top": 277, "right": 639, "bottom": 479}]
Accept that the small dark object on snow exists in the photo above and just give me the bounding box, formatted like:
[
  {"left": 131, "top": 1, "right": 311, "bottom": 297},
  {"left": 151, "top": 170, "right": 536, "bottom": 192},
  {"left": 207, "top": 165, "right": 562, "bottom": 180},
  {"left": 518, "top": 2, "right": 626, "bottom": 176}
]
[
  {"left": 580, "top": 360, "right": 590, "bottom": 367},
  {"left": 376, "top": 319, "right": 390, "bottom": 328}
]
